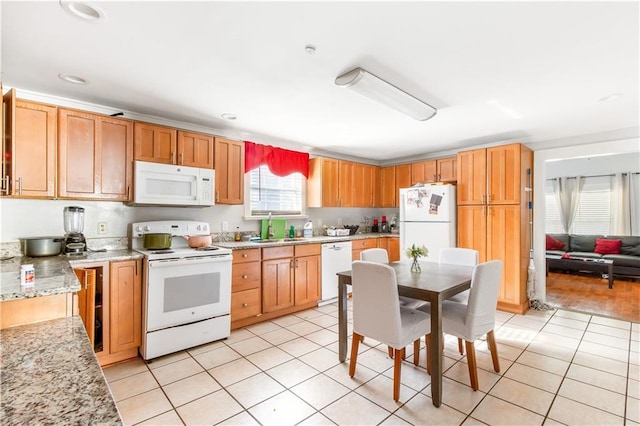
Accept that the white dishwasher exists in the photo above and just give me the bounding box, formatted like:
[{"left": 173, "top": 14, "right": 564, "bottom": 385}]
[{"left": 319, "top": 241, "right": 353, "bottom": 306}]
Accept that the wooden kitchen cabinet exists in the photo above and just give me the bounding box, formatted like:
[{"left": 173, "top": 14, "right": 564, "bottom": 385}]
[
  {"left": 379, "top": 166, "right": 396, "bottom": 207},
  {"left": 261, "top": 244, "right": 321, "bottom": 315},
  {"left": 352, "top": 163, "right": 376, "bottom": 207},
  {"left": 178, "top": 130, "right": 214, "bottom": 168},
  {"left": 108, "top": 259, "right": 142, "bottom": 356},
  {"left": 307, "top": 157, "right": 340, "bottom": 207},
  {"left": 2, "top": 90, "right": 57, "bottom": 198},
  {"left": 293, "top": 244, "right": 321, "bottom": 306},
  {"left": 437, "top": 156, "right": 457, "bottom": 182},
  {"left": 456, "top": 143, "right": 533, "bottom": 314},
  {"left": 134, "top": 122, "right": 177, "bottom": 165},
  {"left": 215, "top": 137, "right": 244, "bottom": 204},
  {"left": 74, "top": 259, "right": 141, "bottom": 366},
  {"left": 58, "top": 108, "right": 133, "bottom": 200},
  {"left": 387, "top": 237, "right": 401, "bottom": 262},
  {"left": 352, "top": 238, "right": 379, "bottom": 261},
  {"left": 411, "top": 160, "right": 437, "bottom": 185},
  {"left": 231, "top": 248, "right": 261, "bottom": 325},
  {"left": 309, "top": 157, "right": 379, "bottom": 208},
  {"left": 262, "top": 246, "right": 295, "bottom": 313}
]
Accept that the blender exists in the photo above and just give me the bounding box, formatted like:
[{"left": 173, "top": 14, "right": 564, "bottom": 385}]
[{"left": 63, "top": 206, "right": 87, "bottom": 255}]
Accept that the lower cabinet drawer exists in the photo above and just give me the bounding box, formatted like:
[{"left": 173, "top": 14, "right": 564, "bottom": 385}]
[{"left": 231, "top": 288, "right": 261, "bottom": 322}]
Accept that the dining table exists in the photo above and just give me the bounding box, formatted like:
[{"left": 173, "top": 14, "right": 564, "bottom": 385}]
[{"left": 336, "top": 260, "right": 474, "bottom": 407}]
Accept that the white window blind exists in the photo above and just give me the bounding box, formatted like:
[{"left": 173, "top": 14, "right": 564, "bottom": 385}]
[
  {"left": 248, "top": 165, "right": 304, "bottom": 216},
  {"left": 571, "top": 176, "right": 611, "bottom": 235}
]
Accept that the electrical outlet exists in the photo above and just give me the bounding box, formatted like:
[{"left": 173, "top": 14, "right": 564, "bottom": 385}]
[
  {"left": 98, "top": 222, "right": 107, "bottom": 234},
  {"left": 221, "top": 221, "right": 229, "bottom": 231}
]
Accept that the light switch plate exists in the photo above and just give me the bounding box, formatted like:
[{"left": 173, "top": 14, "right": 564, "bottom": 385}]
[{"left": 221, "top": 221, "right": 229, "bottom": 231}]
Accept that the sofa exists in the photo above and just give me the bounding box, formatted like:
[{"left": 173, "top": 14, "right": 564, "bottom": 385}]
[{"left": 546, "top": 233, "right": 640, "bottom": 277}]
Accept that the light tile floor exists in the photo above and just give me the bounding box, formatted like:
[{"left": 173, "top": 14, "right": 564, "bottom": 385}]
[{"left": 104, "top": 302, "right": 640, "bottom": 425}]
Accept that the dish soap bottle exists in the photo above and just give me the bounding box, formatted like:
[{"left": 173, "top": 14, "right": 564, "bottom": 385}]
[{"left": 289, "top": 225, "right": 295, "bottom": 238}]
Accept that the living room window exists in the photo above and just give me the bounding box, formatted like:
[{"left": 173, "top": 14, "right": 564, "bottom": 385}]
[{"left": 545, "top": 173, "right": 639, "bottom": 235}]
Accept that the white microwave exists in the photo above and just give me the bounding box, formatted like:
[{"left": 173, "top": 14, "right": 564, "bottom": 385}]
[{"left": 130, "top": 161, "right": 215, "bottom": 207}]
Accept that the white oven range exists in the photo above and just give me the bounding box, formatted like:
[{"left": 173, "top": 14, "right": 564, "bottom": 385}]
[{"left": 131, "top": 220, "right": 232, "bottom": 360}]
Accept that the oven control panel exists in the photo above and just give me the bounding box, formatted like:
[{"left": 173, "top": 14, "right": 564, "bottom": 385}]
[{"left": 132, "top": 221, "right": 210, "bottom": 237}]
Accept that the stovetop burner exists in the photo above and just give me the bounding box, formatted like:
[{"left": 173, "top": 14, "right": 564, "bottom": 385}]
[
  {"left": 195, "top": 246, "right": 219, "bottom": 251},
  {"left": 150, "top": 250, "right": 175, "bottom": 254}
]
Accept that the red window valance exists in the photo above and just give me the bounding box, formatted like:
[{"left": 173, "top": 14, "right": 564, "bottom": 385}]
[{"left": 244, "top": 141, "right": 309, "bottom": 178}]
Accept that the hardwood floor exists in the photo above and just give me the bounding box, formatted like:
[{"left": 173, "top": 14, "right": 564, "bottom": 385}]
[{"left": 545, "top": 271, "right": 640, "bottom": 323}]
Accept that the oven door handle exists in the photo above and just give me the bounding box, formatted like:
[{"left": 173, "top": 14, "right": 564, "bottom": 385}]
[{"left": 148, "top": 256, "right": 231, "bottom": 268}]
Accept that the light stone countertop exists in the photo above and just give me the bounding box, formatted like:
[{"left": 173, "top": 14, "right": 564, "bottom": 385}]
[
  {"left": 214, "top": 232, "right": 399, "bottom": 249},
  {"left": 0, "top": 249, "right": 143, "bottom": 301},
  {"left": 0, "top": 316, "right": 122, "bottom": 424}
]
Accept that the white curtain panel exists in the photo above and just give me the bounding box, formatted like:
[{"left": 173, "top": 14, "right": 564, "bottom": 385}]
[
  {"left": 631, "top": 173, "right": 640, "bottom": 236},
  {"left": 610, "top": 173, "right": 631, "bottom": 235},
  {"left": 554, "top": 176, "right": 585, "bottom": 234}
]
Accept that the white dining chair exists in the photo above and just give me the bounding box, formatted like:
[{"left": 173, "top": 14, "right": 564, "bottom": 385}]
[
  {"left": 438, "top": 247, "right": 479, "bottom": 354},
  {"left": 422, "top": 260, "right": 503, "bottom": 390},
  {"left": 349, "top": 260, "right": 431, "bottom": 401},
  {"left": 361, "top": 248, "right": 426, "bottom": 309}
]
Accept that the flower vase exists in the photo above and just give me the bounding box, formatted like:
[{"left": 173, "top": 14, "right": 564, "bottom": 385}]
[{"left": 411, "top": 257, "right": 421, "bottom": 272}]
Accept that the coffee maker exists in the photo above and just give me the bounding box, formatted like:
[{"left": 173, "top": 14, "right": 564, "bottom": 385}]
[{"left": 63, "top": 206, "right": 87, "bottom": 255}]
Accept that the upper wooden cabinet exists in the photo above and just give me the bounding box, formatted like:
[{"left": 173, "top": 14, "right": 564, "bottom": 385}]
[
  {"left": 411, "top": 156, "right": 457, "bottom": 185},
  {"left": 134, "top": 122, "right": 176, "bottom": 164},
  {"left": 308, "top": 157, "right": 379, "bottom": 208},
  {"left": 308, "top": 157, "right": 339, "bottom": 207},
  {"left": 2, "top": 90, "right": 57, "bottom": 198},
  {"left": 379, "top": 166, "right": 396, "bottom": 207},
  {"left": 457, "top": 144, "right": 525, "bottom": 206},
  {"left": 437, "top": 157, "right": 457, "bottom": 182},
  {"left": 411, "top": 160, "right": 437, "bottom": 185},
  {"left": 178, "top": 130, "right": 214, "bottom": 169},
  {"left": 214, "top": 137, "right": 244, "bottom": 204},
  {"left": 58, "top": 108, "right": 133, "bottom": 201},
  {"left": 379, "top": 164, "right": 410, "bottom": 208},
  {"left": 352, "top": 163, "right": 376, "bottom": 208},
  {"left": 134, "top": 123, "right": 214, "bottom": 169}
]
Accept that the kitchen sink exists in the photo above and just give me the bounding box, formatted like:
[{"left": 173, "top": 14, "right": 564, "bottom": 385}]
[{"left": 253, "top": 238, "right": 308, "bottom": 244}]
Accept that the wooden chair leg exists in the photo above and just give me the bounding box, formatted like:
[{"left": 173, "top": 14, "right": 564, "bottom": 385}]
[
  {"left": 457, "top": 338, "right": 464, "bottom": 355},
  {"left": 487, "top": 330, "right": 500, "bottom": 372},
  {"left": 360, "top": 335, "right": 365, "bottom": 342},
  {"left": 464, "top": 340, "right": 479, "bottom": 391},
  {"left": 349, "top": 332, "right": 361, "bottom": 377},
  {"left": 393, "top": 348, "right": 403, "bottom": 401},
  {"left": 413, "top": 339, "right": 420, "bottom": 365},
  {"left": 426, "top": 334, "right": 432, "bottom": 375},
  {"left": 388, "top": 346, "right": 393, "bottom": 358}
]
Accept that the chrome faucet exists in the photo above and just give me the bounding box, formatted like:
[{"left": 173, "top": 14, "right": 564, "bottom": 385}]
[{"left": 267, "top": 212, "right": 274, "bottom": 239}]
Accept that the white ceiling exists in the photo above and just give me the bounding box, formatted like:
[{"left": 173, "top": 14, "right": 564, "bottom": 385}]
[{"left": 2, "top": 1, "right": 638, "bottom": 163}]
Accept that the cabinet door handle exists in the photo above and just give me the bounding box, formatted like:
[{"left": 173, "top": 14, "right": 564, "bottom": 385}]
[
  {"left": 295, "top": 259, "right": 299, "bottom": 268},
  {"left": 0, "top": 176, "right": 9, "bottom": 195},
  {"left": 179, "top": 152, "right": 183, "bottom": 165},
  {"left": 242, "top": 253, "right": 248, "bottom": 258},
  {"left": 242, "top": 274, "right": 248, "bottom": 279},
  {"left": 482, "top": 205, "right": 486, "bottom": 216},
  {"left": 171, "top": 151, "right": 176, "bottom": 163},
  {"left": 17, "top": 177, "right": 22, "bottom": 195},
  {"left": 216, "top": 190, "right": 220, "bottom": 202},
  {"left": 242, "top": 303, "right": 248, "bottom": 308}
]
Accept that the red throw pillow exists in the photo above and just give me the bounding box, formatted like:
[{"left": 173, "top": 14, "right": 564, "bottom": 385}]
[
  {"left": 594, "top": 238, "right": 622, "bottom": 254},
  {"left": 546, "top": 235, "right": 565, "bottom": 250}
]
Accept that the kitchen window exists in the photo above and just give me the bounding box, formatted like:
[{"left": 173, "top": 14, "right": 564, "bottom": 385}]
[{"left": 244, "top": 165, "right": 306, "bottom": 218}]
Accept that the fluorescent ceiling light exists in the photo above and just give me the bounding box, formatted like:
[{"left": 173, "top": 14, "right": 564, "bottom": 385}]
[{"left": 335, "top": 67, "right": 437, "bottom": 121}]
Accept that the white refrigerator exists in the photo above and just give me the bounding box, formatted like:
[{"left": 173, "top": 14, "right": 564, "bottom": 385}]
[{"left": 399, "top": 184, "right": 456, "bottom": 261}]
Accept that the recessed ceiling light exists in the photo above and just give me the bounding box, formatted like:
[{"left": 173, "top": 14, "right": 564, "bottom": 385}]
[
  {"left": 60, "top": 1, "right": 106, "bottom": 22},
  {"left": 598, "top": 93, "right": 623, "bottom": 102},
  {"left": 221, "top": 113, "right": 238, "bottom": 121},
  {"left": 305, "top": 45, "right": 317, "bottom": 55},
  {"left": 58, "top": 73, "right": 89, "bottom": 85}
]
